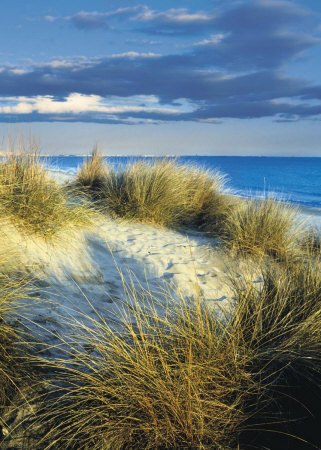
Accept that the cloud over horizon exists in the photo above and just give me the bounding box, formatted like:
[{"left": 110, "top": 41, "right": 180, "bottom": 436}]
[{"left": 1, "top": 0, "right": 321, "bottom": 124}]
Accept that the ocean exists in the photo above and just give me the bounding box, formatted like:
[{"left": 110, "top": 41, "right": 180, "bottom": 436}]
[{"left": 45, "top": 156, "right": 321, "bottom": 210}]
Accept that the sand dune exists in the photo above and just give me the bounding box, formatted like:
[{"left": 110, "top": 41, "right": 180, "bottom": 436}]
[{"left": 7, "top": 217, "right": 247, "bottom": 359}]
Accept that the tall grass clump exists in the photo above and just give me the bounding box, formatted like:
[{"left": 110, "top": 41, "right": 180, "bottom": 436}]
[
  {"left": 231, "top": 257, "right": 321, "bottom": 448},
  {"left": 37, "top": 292, "right": 261, "bottom": 450},
  {"left": 36, "top": 255, "right": 321, "bottom": 449},
  {"left": 0, "top": 244, "right": 35, "bottom": 437},
  {"left": 0, "top": 278, "right": 29, "bottom": 414},
  {"left": 76, "top": 146, "right": 109, "bottom": 193},
  {"left": 299, "top": 228, "right": 321, "bottom": 257},
  {"left": 98, "top": 159, "right": 231, "bottom": 229},
  {"left": 0, "top": 150, "right": 91, "bottom": 238},
  {"left": 221, "top": 197, "right": 301, "bottom": 259}
]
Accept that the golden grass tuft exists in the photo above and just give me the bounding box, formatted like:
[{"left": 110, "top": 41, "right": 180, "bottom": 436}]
[
  {"left": 221, "top": 197, "right": 301, "bottom": 259},
  {"left": 231, "top": 257, "right": 321, "bottom": 448},
  {"left": 76, "top": 146, "right": 109, "bottom": 193},
  {"left": 36, "top": 292, "right": 259, "bottom": 449},
  {"left": 0, "top": 150, "right": 92, "bottom": 239},
  {"left": 299, "top": 228, "right": 321, "bottom": 257},
  {"left": 34, "top": 253, "right": 321, "bottom": 449},
  {"left": 75, "top": 157, "right": 304, "bottom": 260},
  {"left": 0, "top": 243, "right": 35, "bottom": 436},
  {"left": 98, "top": 159, "right": 231, "bottom": 229}
]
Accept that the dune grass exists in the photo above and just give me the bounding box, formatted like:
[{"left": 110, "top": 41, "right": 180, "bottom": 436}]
[
  {"left": 76, "top": 146, "right": 109, "bottom": 193},
  {"left": 0, "top": 248, "right": 35, "bottom": 437},
  {"left": 0, "top": 144, "right": 319, "bottom": 447},
  {"left": 299, "top": 228, "right": 321, "bottom": 257},
  {"left": 36, "top": 291, "right": 260, "bottom": 449},
  {"left": 231, "top": 256, "right": 321, "bottom": 448},
  {"left": 75, "top": 156, "right": 306, "bottom": 259},
  {"left": 33, "top": 252, "right": 321, "bottom": 449},
  {"left": 95, "top": 159, "right": 231, "bottom": 229},
  {"left": 220, "top": 196, "right": 301, "bottom": 259},
  {"left": 0, "top": 150, "right": 92, "bottom": 239}
]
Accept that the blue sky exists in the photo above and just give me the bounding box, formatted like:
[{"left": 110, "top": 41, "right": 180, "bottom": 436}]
[{"left": 0, "top": 0, "right": 321, "bottom": 155}]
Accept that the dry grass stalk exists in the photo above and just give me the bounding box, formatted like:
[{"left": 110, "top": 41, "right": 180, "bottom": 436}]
[
  {"left": 76, "top": 146, "right": 109, "bottom": 193},
  {"left": 30, "top": 251, "right": 321, "bottom": 449},
  {"left": 0, "top": 149, "right": 92, "bottom": 238},
  {"left": 35, "top": 290, "right": 258, "bottom": 449},
  {"left": 221, "top": 197, "right": 301, "bottom": 259},
  {"left": 98, "top": 159, "right": 230, "bottom": 229}
]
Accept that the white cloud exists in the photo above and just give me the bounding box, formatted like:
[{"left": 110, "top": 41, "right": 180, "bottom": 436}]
[
  {"left": 110, "top": 51, "right": 160, "bottom": 59},
  {"left": 194, "top": 34, "right": 227, "bottom": 47},
  {"left": 134, "top": 8, "right": 213, "bottom": 24},
  {"left": 44, "top": 6, "right": 147, "bottom": 28},
  {"left": 197, "top": 118, "right": 221, "bottom": 124},
  {"left": 44, "top": 15, "right": 57, "bottom": 23},
  {"left": 0, "top": 93, "right": 194, "bottom": 116}
]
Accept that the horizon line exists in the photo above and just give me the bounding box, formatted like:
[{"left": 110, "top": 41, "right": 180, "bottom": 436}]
[{"left": 38, "top": 154, "right": 321, "bottom": 158}]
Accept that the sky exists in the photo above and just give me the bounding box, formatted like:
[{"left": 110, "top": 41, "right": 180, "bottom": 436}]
[{"left": 0, "top": 0, "right": 321, "bottom": 155}]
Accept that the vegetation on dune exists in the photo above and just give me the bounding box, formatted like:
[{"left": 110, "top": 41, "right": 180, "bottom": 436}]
[
  {"left": 95, "top": 159, "right": 231, "bottom": 229},
  {"left": 232, "top": 256, "right": 321, "bottom": 448},
  {"left": 0, "top": 247, "right": 35, "bottom": 438},
  {"left": 221, "top": 196, "right": 301, "bottom": 259},
  {"left": 76, "top": 146, "right": 109, "bottom": 193},
  {"left": 0, "top": 150, "right": 92, "bottom": 238},
  {"left": 75, "top": 155, "right": 307, "bottom": 260},
  {"left": 0, "top": 141, "right": 320, "bottom": 447},
  {"left": 299, "top": 227, "right": 321, "bottom": 257},
  {"left": 35, "top": 253, "right": 321, "bottom": 449},
  {"left": 37, "top": 292, "right": 259, "bottom": 449}
]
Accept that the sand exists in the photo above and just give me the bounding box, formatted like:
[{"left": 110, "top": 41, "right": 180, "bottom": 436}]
[
  {"left": 3, "top": 215, "right": 249, "bottom": 360},
  {"left": 5, "top": 170, "right": 318, "bottom": 361}
]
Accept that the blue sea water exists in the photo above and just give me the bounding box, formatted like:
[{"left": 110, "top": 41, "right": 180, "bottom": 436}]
[{"left": 45, "top": 156, "right": 321, "bottom": 210}]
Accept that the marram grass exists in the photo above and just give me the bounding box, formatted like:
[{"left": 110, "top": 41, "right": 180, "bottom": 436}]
[
  {"left": 221, "top": 196, "right": 302, "bottom": 260},
  {"left": 230, "top": 256, "right": 321, "bottom": 448},
  {"left": 0, "top": 151, "right": 92, "bottom": 239},
  {"left": 76, "top": 147, "right": 109, "bottom": 193},
  {"left": 36, "top": 291, "right": 259, "bottom": 449},
  {"left": 0, "top": 242, "right": 36, "bottom": 433},
  {"left": 75, "top": 155, "right": 308, "bottom": 260},
  {"left": 89, "top": 158, "right": 231, "bottom": 230},
  {"left": 34, "top": 256, "right": 321, "bottom": 449}
]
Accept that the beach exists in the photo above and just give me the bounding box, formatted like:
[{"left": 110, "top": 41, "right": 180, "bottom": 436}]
[
  {"left": 3, "top": 165, "right": 320, "bottom": 363},
  {"left": 2, "top": 0, "right": 321, "bottom": 445},
  {"left": 6, "top": 213, "right": 238, "bottom": 361},
  {"left": 1, "top": 154, "right": 321, "bottom": 449}
]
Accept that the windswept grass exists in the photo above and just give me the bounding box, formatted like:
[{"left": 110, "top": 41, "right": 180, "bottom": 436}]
[
  {"left": 97, "top": 159, "right": 231, "bottom": 229},
  {"left": 299, "top": 228, "right": 321, "bottom": 257},
  {"left": 75, "top": 157, "right": 305, "bottom": 259},
  {"left": 0, "top": 151, "right": 92, "bottom": 238},
  {"left": 76, "top": 146, "right": 109, "bottom": 193},
  {"left": 0, "top": 244, "right": 35, "bottom": 436},
  {"left": 33, "top": 252, "right": 321, "bottom": 449},
  {"left": 221, "top": 197, "right": 301, "bottom": 259},
  {"left": 36, "top": 292, "right": 260, "bottom": 450},
  {"left": 231, "top": 257, "right": 321, "bottom": 448},
  {"left": 0, "top": 281, "right": 29, "bottom": 414}
]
